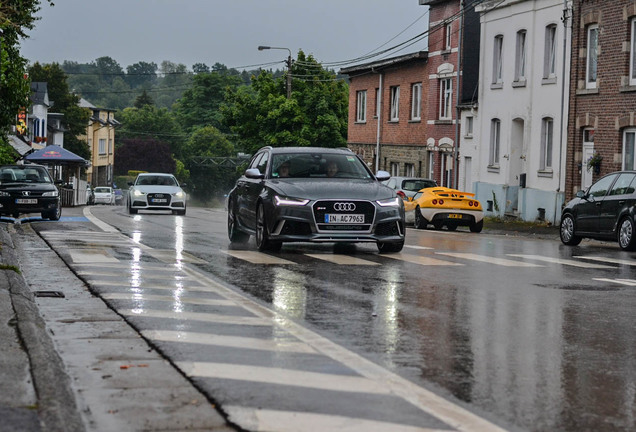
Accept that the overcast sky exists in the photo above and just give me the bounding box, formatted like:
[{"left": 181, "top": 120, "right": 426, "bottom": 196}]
[{"left": 21, "top": 0, "right": 429, "bottom": 72}]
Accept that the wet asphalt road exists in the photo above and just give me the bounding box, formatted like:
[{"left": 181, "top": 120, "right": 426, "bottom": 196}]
[{"left": 29, "top": 205, "right": 636, "bottom": 431}]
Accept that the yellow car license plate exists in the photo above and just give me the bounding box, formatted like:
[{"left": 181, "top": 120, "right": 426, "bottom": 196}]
[{"left": 448, "top": 214, "right": 463, "bottom": 219}]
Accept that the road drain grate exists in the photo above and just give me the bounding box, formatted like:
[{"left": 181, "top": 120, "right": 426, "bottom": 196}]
[{"left": 33, "top": 290, "right": 65, "bottom": 298}]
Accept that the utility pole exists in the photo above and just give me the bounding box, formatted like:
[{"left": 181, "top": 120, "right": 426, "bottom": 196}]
[{"left": 258, "top": 45, "right": 292, "bottom": 98}]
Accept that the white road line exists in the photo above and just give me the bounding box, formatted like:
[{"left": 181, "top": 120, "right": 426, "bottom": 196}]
[
  {"left": 83, "top": 206, "right": 119, "bottom": 232},
  {"left": 102, "top": 293, "right": 236, "bottom": 307},
  {"left": 143, "top": 330, "right": 316, "bottom": 354},
  {"left": 305, "top": 254, "right": 380, "bottom": 265},
  {"left": 575, "top": 256, "right": 636, "bottom": 266},
  {"left": 69, "top": 251, "right": 119, "bottom": 263},
  {"left": 436, "top": 252, "right": 542, "bottom": 267},
  {"left": 224, "top": 406, "right": 446, "bottom": 432},
  {"left": 383, "top": 253, "right": 464, "bottom": 266},
  {"left": 122, "top": 309, "right": 271, "bottom": 326},
  {"left": 178, "top": 362, "right": 389, "bottom": 395},
  {"left": 93, "top": 282, "right": 220, "bottom": 294},
  {"left": 223, "top": 250, "right": 297, "bottom": 265},
  {"left": 507, "top": 254, "right": 615, "bottom": 269},
  {"left": 593, "top": 278, "right": 636, "bottom": 286},
  {"left": 404, "top": 245, "right": 435, "bottom": 250}
]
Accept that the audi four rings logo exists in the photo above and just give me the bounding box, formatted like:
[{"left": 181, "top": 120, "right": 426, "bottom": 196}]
[{"left": 333, "top": 202, "right": 356, "bottom": 211}]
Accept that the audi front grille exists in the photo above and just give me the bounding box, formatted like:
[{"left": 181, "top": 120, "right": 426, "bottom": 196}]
[{"left": 312, "top": 200, "right": 375, "bottom": 233}]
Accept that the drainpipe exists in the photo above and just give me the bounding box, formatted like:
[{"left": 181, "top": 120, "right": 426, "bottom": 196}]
[
  {"left": 373, "top": 69, "right": 383, "bottom": 173},
  {"left": 453, "top": 0, "right": 464, "bottom": 189},
  {"left": 555, "top": 0, "right": 571, "bottom": 225}
]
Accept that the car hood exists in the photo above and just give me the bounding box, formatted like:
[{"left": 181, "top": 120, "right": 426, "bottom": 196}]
[
  {"left": 0, "top": 183, "right": 57, "bottom": 192},
  {"left": 133, "top": 186, "right": 183, "bottom": 194},
  {"left": 270, "top": 179, "right": 396, "bottom": 201}
]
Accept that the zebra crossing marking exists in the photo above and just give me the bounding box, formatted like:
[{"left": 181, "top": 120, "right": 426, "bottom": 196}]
[
  {"left": 223, "top": 250, "right": 297, "bottom": 265},
  {"left": 593, "top": 278, "right": 636, "bottom": 286},
  {"left": 383, "top": 253, "right": 463, "bottom": 266},
  {"left": 122, "top": 309, "right": 272, "bottom": 326},
  {"left": 102, "top": 293, "right": 236, "bottom": 307},
  {"left": 575, "top": 256, "right": 636, "bottom": 266},
  {"left": 436, "top": 252, "right": 542, "bottom": 267},
  {"left": 507, "top": 254, "right": 615, "bottom": 269},
  {"left": 305, "top": 253, "right": 380, "bottom": 265}
]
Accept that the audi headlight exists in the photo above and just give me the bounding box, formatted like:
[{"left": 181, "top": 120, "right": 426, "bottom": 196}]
[
  {"left": 275, "top": 195, "right": 309, "bottom": 206},
  {"left": 133, "top": 189, "right": 145, "bottom": 197},
  {"left": 0, "top": 191, "right": 10, "bottom": 197},
  {"left": 42, "top": 190, "right": 59, "bottom": 197},
  {"left": 376, "top": 197, "right": 400, "bottom": 207},
  {"left": 174, "top": 190, "right": 185, "bottom": 199}
]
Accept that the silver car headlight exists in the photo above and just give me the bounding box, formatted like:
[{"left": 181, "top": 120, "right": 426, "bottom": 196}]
[
  {"left": 0, "top": 191, "right": 10, "bottom": 197},
  {"left": 376, "top": 197, "right": 400, "bottom": 207},
  {"left": 42, "top": 190, "right": 59, "bottom": 197},
  {"left": 132, "top": 189, "right": 145, "bottom": 197},
  {"left": 174, "top": 190, "right": 185, "bottom": 199},
  {"left": 275, "top": 195, "right": 309, "bottom": 206}
]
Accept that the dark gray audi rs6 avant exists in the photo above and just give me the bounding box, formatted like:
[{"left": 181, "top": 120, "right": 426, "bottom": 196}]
[{"left": 227, "top": 147, "right": 406, "bottom": 252}]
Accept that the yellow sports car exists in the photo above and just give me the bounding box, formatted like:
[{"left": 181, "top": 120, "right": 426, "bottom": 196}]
[{"left": 404, "top": 187, "right": 484, "bottom": 232}]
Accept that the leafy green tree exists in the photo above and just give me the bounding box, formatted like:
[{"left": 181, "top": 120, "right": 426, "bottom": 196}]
[
  {"left": 192, "top": 63, "right": 210, "bottom": 74},
  {"left": 93, "top": 56, "right": 123, "bottom": 86},
  {"left": 114, "top": 138, "right": 176, "bottom": 175},
  {"left": 116, "top": 105, "right": 184, "bottom": 158},
  {"left": 173, "top": 71, "right": 241, "bottom": 134},
  {"left": 134, "top": 90, "right": 154, "bottom": 108},
  {"left": 221, "top": 51, "right": 348, "bottom": 155},
  {"left": 27, "top": 62, "right": 92, "bottom": 159},
  {"left": 126, "top": 61, "right": 157, "bottom": 88},
  {"left": 0, "top": 0, "right": 54, "bottom": 161}
]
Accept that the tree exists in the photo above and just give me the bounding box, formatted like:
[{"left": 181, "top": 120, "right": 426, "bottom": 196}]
[
  {"left": 220, "top": 50, "right": 348, "bottom": 155},
  {"left": 173, "top": 71, "right": 241, "bottom": 134},
  {"left": 134, "top": 90, "right": 154, "bottom": 108},
  {"left": 114, "top": 138, "right": 176, "bottom": 175},
  {"left": 126, "top": 61, "right": 158, "bottom": 88},
  {"left": 0, "top": 0, "right": 54, "bottom": 161},
  {"left": 116, "top": 105, "right": 184, "bottom": 158},
  {"left": 27, "top": 62, "right": 92, "bottom": 160},
  {"left": 93, "top": 56, "right": 124, "bottom": 86},
  {"left": 192, "top": 63, "right": 210, "bottom": 74}
]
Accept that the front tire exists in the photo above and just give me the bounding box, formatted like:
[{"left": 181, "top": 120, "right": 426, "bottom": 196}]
[
  {"left": 617, "top": 216, "right": 636, "bottom": 251},
  {"left": 127, "top": 200, "right": 138, "bottom": 215},
  {"left": 42, "top": 205, "right": 61, "bottom": 221},
  {"left": 560, "top": 214, "right": 582, "bottom": 246},
  {"left": 255, "top": 203, "right": 281, "bottom": 252}
]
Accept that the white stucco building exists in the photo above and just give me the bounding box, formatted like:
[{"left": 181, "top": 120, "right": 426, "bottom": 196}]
[{"left": 467, "top": 0, "right": 572, "bottom": 224}]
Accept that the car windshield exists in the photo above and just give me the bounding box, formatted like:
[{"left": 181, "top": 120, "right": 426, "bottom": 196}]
[
  {"left": 271, "top": 153, "right": 372, "bottom": 179},
  {"left": 402, "top": 179, "right": 436, "bottom": 191},
  {"left": 136, "top": 176, "right": 176, "bottom": 186},
  {"left": 0, "top": 166, "right": 52, "bottom": 184}
]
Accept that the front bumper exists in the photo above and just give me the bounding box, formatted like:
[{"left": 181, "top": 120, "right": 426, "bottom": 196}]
[
  {"left": 0, "top": 196, "right": 59, "bottom": 215},
  {"left": 130, "top": 192, "right": 186, "bottom": 210},
  {"left": 418, "top": 207, "right": 484, "bottom": 225}
]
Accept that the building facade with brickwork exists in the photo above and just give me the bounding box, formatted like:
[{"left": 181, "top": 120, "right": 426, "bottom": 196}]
[{"left": 565, "top": 0, "right": 636, "bottom": 201}]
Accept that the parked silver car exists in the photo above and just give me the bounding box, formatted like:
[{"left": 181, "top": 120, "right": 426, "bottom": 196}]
[{"left": 382, "top": 176, "right": 437, "bottom": 199}]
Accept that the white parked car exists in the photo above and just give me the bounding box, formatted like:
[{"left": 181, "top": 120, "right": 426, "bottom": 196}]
[
  {"left": 93, "top": 186, "right": 115, "bottom": 205},
  {"left": 127, "top": 173, "right": 186, "bottom": 215}
]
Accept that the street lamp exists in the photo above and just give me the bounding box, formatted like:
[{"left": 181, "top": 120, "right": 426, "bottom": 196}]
[{"left": 258, "top": 45, "right": 292, "bottom": 99}]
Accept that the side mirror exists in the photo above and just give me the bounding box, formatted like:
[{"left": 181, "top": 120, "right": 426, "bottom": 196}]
[
  {"left": 375, "top": 170, "right": 391, "bottom": 182},
  {"left": 575, "top": 190, "right": 585, "bottom": 198},
  {"left": 245, "top": 168, "right": 264, "bottom": 179}
]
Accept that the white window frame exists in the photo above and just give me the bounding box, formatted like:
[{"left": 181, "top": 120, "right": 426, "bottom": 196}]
[
  {"left": 465, "top": 116, "right": 473, "bottom": 137},
  {"left": 624, "top": 129, "right": 636, "bottom": 170},
  {"left": 445, "top": 23, "right": 452, "bottom": 51},
  {"left": 405, "top": 163, "right": 415, "bottom": 177},
  {"left": 515, "top": 30, "right": 527, "bottom": 82},
  {"left": 356, "top": 90, "right": 367, "bottom": 123},
  {"left": 390, "top": 162, "right": 399, "bottom": 176},
  {"left": 98, "top": 138, "right": 106, "bottom": 155},
  {"left": 493, "top": 35, "right": 504, "bottom": 85},
  {"left": 411, "top": 83, "right": 422, "bottom": 120},
  {"left": 630, "top": 19, "right": 636, "bottom": 86},
  {"left": 540, "top": 117, "right": 554, "bottom": 170},
  {"left": 390, "top": 86, "right": 400, "bottom": 121},
  {"left": 439, "top": 78, "right": 452, "bottom": 120},
  {"left": 489, "top": 119, "right": 501, "bottom": 167},
  {"left": 544, "top": 24, "right": 557, "bottom": 79},
  {"left": 586, "top": 24, "right": 598, "bottom": 89}
]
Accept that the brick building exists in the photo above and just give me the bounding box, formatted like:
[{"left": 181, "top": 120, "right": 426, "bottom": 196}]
[{"left": 565, "top": 0, "right": 636, "bottom": 200}]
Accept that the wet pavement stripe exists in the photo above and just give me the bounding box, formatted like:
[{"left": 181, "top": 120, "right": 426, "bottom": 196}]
[
  {"left": 143, "top": 330, "right": 317, "bottom": 354},
  {"left": 102, "top": 293, "right": 236, "bottom": 306},
  {"left": 121, "top": 309, "right": 272, "bottom": 326},
  {"left": 593, "top": 278, "right": 636, "bottom": 286},
  {"left": 383, "top": 253, "right": 464, "bottom": 266},
  {"left": 223, "top": 406, "right": 446, "bottom": 432},
  {"left": 223, "top": 250, "right": 297, "bottom": 265},
  {"left": 404, "top": 245, "right": 435, "bottom": 250},
  {"left": 304, "top": 254, "right": 380, "bottom": 265},
  {"left": 69, "top": 250, "right": 119, "bottom": 263},
  {"left": 177, "top": 362, "right": 389, "bottom": 395},
  {"left": 90, "top": 281, "right": 220, "bottom": 294},
  {"left": 436, "top": 252, "right": 543, "bottom": 267},
  {"left": 574, "top": 256, "right": 636, "bottom": 266},
  {"left": 507, "top": 254, "right": 615, "bottom": 269}
]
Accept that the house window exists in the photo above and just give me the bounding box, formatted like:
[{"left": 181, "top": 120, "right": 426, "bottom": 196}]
[
  {"left": 493, "top": 35, "right": 504, "bottom": 85},
  {"left": 374, "top": 88, "right": 380, "bottom": 117},
  {"left": 544, "top": 24, "right": 557, "bottom": 78},
  {"left": 624, "top": 129, "right": 636, "bottom": 170},
  {"left": 411, "top": 83, "right": 422, "bottom": 120},
  {"left": 465, "top": 116, "right": 474, "bottom": 137},
  {"left": 445, "top": 22, "right": 452, "bottom": 51},
  {"left": 356, "top": 90, "right": 367, "bottom": 123},
  {"left": 515, "top": 30, "right": 527, "bottom": 82},
  {"left": 109, "top": 139, "right": 113, "bottom": 155},
  {"left": 586, "top": 24, "right": 598, "bottom": 89},
  {"left": 489, "top": 119, "right": 501, "bottom": 166},
  {"left": 439, "top": 78, "right": 452, "bottom": 120},
  {"left": 390, "top": 86, "right": 400, "bottom": 121},
  {"left": 540, "top": 117, "right": 554, "bottom": 170},
  {"left": 405, "top": 163, "right": 415, "bottom": 177},
  {"left": 390, "top": 162, "right": 399, "bottom": 176},
  {"left": 631, "top": 19, "right": 636, "bottom": 86},
  {"left": 98, "top": 139, "right": 106, "bottom": 155}
]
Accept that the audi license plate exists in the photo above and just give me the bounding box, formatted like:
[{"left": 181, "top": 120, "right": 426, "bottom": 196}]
[
  {"left": 151, "top": 198, "right": 167, "bottom": 203},
  {"left": 448, "top": 214, "right": 463, "bottom": 219},
  {"left": 325, "top": 214, "right": 364, "bottom": 223},
  {"left": 16, "top": 198, "right": 37, "bottom": 204}
]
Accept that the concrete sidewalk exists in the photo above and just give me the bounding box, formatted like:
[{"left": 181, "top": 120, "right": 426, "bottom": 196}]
[{"left": 0, "top": 223, "right": 235, "bottom": 432}]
